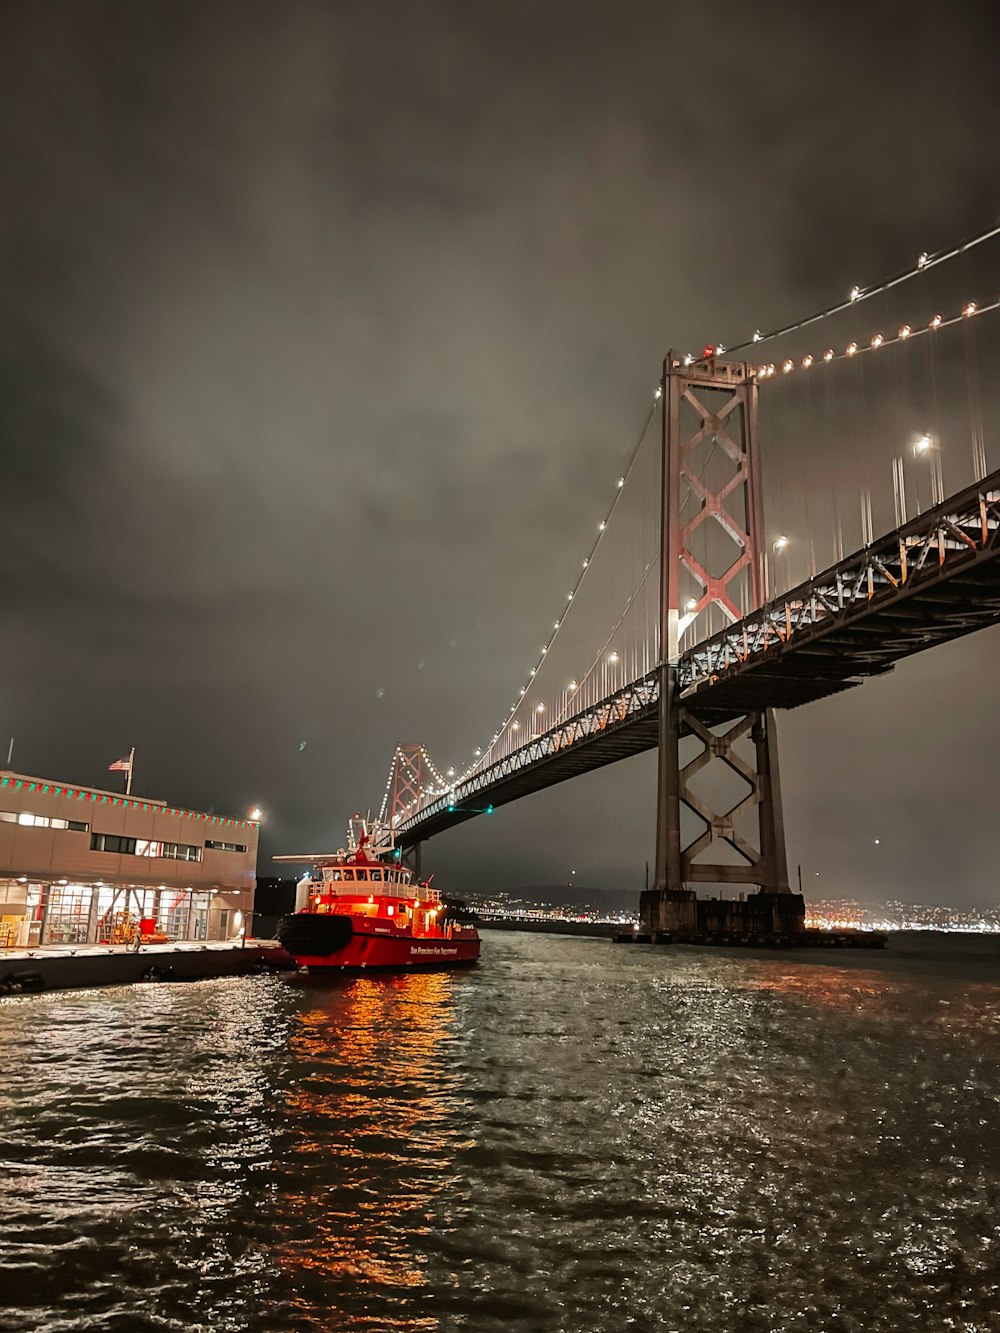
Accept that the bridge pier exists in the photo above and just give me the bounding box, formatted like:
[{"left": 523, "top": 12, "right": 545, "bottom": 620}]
[{"left": 651, "top": 352, "right": 796, "bottom": 928}]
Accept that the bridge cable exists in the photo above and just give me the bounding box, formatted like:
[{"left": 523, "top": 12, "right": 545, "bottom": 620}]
[{"left": 718, "top": 218, "right": 1000, "bottom": 357}]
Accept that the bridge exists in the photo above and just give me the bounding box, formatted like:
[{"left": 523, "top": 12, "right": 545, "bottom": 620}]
[{"left": 374, "top": 226, "right": 1000, "bottom": 903}]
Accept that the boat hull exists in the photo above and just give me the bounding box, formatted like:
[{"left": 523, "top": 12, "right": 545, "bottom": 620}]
[{"left": 277, "top": 911, "right": 480, "bottom": 972}]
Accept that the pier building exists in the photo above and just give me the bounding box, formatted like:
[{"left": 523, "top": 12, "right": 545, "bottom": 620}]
[{"left": 0, "top": 771, "right": 258, "bottom": 949}]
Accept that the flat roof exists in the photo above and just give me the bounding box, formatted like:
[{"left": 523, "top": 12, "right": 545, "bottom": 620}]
[{"left": 0, "top": 771, "right": 257, "bottom": 831}]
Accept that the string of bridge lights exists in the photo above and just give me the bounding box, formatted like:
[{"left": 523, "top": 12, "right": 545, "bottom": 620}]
[
  {"left": 722, "top": 219, "right": 1000, "bottom": 356},
  {"left": 379, "top": 744, "right": 459, "bottom": 826},
  {"left": 459, "top": 402, "right": 660, "bottom": 786},
  {"left": 751, "top": 294, "right": 1000, "bottom": 380},
  {"left": 395, "top": 226, "right": 1000, "bottom": 816},
  {"left": 389, "top": 398, "right": 661, "bottom": 814}
]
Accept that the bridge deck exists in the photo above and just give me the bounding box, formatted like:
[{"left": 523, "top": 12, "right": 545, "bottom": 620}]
[{"left": 396, "top": 469, "right": 1000, "bottom": 846}]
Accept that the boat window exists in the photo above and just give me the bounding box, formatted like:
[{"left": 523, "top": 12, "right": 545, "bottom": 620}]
[
  {"left": 341, "top": 869, "right": 354, "bottom": 882},
  {"left": 370, "top": 870, "right": 382, "bottom": 881},
  {"left": 354, "top": 869, "right": 367, "bottom": 882},
  {"left": 330, "top": 870, "right": 343, "bottom": 882}
]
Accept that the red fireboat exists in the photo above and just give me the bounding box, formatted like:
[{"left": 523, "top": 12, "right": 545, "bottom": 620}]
[{"left": 275, "top": 814, "right": 480, "bottom": 972}]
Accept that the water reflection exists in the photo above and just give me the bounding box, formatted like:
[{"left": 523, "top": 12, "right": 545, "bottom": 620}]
[
  {"left": 2, "top": 938, "right": 999, "bottom": 1332},
  {"left": 273, "top": 973, "right": 466, "bottom": 1331}
]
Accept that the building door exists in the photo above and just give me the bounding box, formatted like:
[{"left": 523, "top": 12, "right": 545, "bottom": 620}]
[{"left": 44, "top": 885, "right": 92, "bottom": 944}]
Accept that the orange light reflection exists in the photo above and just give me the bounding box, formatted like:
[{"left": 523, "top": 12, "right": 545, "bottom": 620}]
[{"left": 273, "top": 972, "right": 465, "bottom": 1328}]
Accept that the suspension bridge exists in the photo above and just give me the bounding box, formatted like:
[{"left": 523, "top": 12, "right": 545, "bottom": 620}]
[{"left": 374, "top": 227, "right": 1000, "bottom": 911}]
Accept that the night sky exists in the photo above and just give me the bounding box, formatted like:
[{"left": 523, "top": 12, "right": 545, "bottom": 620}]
[{"left": 2, "top": 1, "right": 999, "bottom": 904}]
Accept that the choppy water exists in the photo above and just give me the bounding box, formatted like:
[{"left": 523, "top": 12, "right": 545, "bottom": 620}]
[{"left": 2, "top": 932, "right": 1000, "bottom": 1333}]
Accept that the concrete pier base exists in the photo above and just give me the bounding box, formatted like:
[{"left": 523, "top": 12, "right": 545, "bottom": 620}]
[{"left": 640, "top": 888, "right": 806, "bottom": 940}]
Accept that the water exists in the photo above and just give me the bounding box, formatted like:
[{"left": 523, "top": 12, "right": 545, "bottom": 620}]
[{"left": 2, "top": 932, "right": 999, "bottom": 1333}]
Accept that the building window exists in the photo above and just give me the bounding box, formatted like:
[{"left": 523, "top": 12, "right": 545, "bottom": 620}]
[
  {"left": 204, "top": 839, "right": 247, "bottom": 853},
  {"left": 91, "top": 833, "right": 137, "bottom": 855},
  {"left": 162, "top": 842, "right": 202, "bottom": 863},
  {"left": 2, "top": 811, "right": 89, "bottom": 831},
  {"left": 90, "top": 833, "right": 201, "bottom": 861}
]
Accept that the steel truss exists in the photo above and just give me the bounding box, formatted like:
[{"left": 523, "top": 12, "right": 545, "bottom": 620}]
[
  {"left": 391, "top": 674, "right": 659, "bottom": 843},
  {"left": 384, "top": 465, "right": 1000, "bottom": 857},
  {"left": 680, "top": 470, "right": 1000, "bottom": 702}
]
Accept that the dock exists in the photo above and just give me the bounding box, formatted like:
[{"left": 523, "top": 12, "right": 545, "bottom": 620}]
[
  {"left": 0, "top": 939, "right": 294, "bottom": 994},
  {"left": 613, "top": 928, "right": 887, "bottom": 949}
]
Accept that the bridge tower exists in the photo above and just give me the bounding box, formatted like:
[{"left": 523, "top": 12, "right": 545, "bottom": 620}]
[
  {"left": 387, "top": 745, "right": 428, "bottom": 876},
  {"left": 647, "top": 353, "right": 797, "bottom": 936}
]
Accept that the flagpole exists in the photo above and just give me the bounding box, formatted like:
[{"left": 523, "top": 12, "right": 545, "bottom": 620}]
[{"left": 126, "top": 746, "right": 134, "bottom": 797}]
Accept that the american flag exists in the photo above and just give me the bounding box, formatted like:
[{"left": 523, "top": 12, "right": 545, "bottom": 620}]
[{"left": 108, "top": 756, "right": 132, "bottom": 772}]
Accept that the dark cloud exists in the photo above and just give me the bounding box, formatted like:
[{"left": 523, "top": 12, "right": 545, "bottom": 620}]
[{"left": 1, "top": 0, "right": 998, "bottom": 902}]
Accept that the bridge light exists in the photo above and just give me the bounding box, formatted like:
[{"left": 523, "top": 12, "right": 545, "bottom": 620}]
[
  {"left": 617, "top": 477, "right": 625, "bottom": 488},
  {"left": 536, "top": 702, "right": 545, "bottom": 713},
  {"left": 846, "top": 341, "right": 858, "bottom": 357},
  {"left": 898, "top": 324, "right": 911, "bottom": 339},
  {"left": 964, "top": 301, "right": 977, "bottom": 318},
  {"left": 849, "top": 285, "right": 862, "bottom": 301},
  {"left": 447, "top": 804, "right": 455, "bottom": 813},
  {"left": 608, "top": 651, "right": 619, "bottom": 663},
  {"left": 683, "top": 353, "right": 694, "bottom": 366},
  {"left": 752, "top": 330, "right": 762, "bottom": 342},
  {"left": 512, "top": 720, "right": 520, "bottom": 730},
  {"left": 917, "top": 251, "right": 929, "bottom": 268},
  {"left": 598, "top": 521, "right": 606, "bottom": 532},
  {"left": 801, "top": 355, "right": 813, "bottom": 369},
  {"left": 929, "top": 313, "right": 942, "bottom": 329},
  {"left": 823, "top": 349, "right": 834, "bottom": 362},
  {"left": 447, "top": 768, "right": 455, "bottom": 777},
  {"left": 773, "top": 534, "right": 789, "bottom": 552},
  {"left": 654, "top": 385, "right": 663, "bottom": 399},
  {"left": 914, "top": 434, "right": 932, "bottom": 456},
  {"left": 782, "top": 359, "right": 794, "bottom": 374},
  {"left": 871, "top": 333, "right": 883, "bottom": 349},
  {"left": 582, "top": 559, "right": 589, "bottom": 568},
  {"left": 685, "top": 598, "right": 698, "bottom": 613},
  {"left": 568, "top": 679, "right": 578, "bottom": 691}
]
